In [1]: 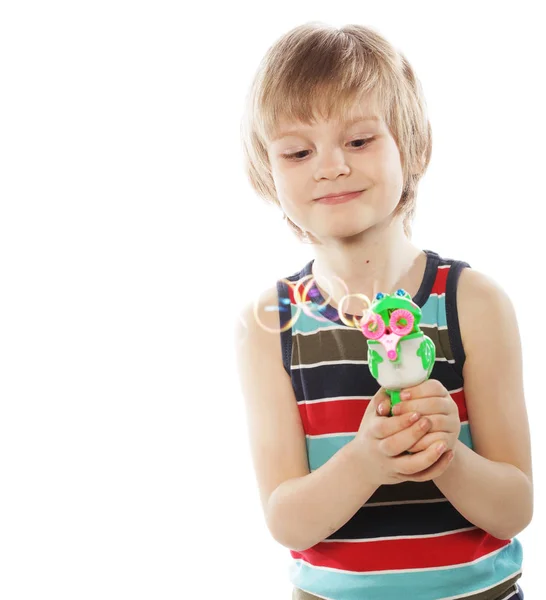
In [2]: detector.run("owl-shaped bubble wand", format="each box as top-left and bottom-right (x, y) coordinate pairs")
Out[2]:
(360, 289), (436, 415)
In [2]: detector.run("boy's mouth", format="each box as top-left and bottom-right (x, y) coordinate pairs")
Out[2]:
(314, 190), (364, 204)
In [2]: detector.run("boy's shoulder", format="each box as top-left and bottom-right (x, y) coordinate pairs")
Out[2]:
(457, 267), (512, 312)
(457, 267), (517, 355)
(233, 284), (283, 349)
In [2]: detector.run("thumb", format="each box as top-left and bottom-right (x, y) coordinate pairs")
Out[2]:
(374, 388), (392, 417)
(368, 388), (389, 415)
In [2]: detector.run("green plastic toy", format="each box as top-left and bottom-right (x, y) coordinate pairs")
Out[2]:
(360, 289), (436, 415)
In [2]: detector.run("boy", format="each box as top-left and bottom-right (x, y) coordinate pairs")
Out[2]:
(236, 22), (531, 599)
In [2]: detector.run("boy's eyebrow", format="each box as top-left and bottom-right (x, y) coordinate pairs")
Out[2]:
(271, 115), (380, 141)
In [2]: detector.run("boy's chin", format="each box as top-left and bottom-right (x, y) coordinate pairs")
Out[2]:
(322, 219), (380, 239)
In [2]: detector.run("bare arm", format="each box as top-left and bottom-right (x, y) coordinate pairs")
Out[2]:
(234, 286), (452, 551)
(433, 269), (533, 539)
(234, 287), (379, 551)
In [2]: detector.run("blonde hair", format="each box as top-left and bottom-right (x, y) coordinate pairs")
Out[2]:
(240, 22), (432, 242)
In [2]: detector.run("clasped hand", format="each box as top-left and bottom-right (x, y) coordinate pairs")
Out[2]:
(354, 379), (461, 485)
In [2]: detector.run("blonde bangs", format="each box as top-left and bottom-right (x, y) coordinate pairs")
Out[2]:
(255, 39), (394, 144)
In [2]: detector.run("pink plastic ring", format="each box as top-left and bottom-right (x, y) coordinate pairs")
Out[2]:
(361, 313), (386, 340)
(389, 309), (414, 336)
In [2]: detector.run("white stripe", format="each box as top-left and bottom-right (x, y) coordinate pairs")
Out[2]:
(436, 569), (522, 600)
(435, 356), (455, 363)
(294, 323), (450, 335)
(307, 431), (355, 439)
(300, 396), (372, 404)
(324, 526), (477, 543)
(292, 541), (516, 576)
(292, 355), (455, 368)
(294, 323), (352, 335)
(300, 388), (463, 404)
(306, 420), (469, 439)
(291, 586), (334, 600)
(292, 359), (367, 369)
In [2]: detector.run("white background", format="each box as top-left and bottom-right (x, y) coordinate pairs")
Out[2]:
(0, 1), (543, 598)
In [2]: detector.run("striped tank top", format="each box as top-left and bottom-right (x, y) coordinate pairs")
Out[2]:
(276, 250), (524, 600)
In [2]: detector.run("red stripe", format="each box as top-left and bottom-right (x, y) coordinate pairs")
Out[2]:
(451, 388), (468, 422)
(287, 278), (313, 305)
(291, 529), (510, 572)
(300, 389), (468, 436)
(288, 265), (450, 302)
(287, 282), (298, 304)
(299, 398), (369, 435)
(431, 265), (449, 295)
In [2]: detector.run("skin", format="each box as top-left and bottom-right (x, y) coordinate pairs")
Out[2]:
(235, 293), (456, 551)
(266, 97), (425, 317)
(377, 269), (533, 539)
(240, 98), (533, 543)
(267, 105), (405, 245)
(269, 101), (533, 533)
(265, 97), (451, 478)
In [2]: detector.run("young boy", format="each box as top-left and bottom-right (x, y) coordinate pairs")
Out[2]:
(236, 22), (532, 600)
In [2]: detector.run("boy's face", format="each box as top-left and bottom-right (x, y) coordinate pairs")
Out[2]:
(266, 102), (405, 240)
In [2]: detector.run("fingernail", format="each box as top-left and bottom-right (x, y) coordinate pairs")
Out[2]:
(436, 443), (447, 454)
(392, 405), (401, 415)
(401, 391), (411, 400)
(410, 412), (420, 423)
(420, 418), (430, 430)
(377, 404), (384, 416)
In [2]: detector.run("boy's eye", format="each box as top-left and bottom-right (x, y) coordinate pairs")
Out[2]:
(349, 138), (371, 148)
(282, 138), (373, 161)
(285, 150), (310, 160)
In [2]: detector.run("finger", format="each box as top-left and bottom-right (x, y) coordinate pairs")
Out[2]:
(373, 411), (423, 439)
(378, 417), (432, 456)
(406, 431), (446, 454)
(392, 397), (451, 417)
(394, 440), (449, 475)
(376, 397), (392, 417)
(366, 389), (388, 418)
(370, 388), (389, 410)
(405, 414), (454, 434)
(404, 450), (455, 482)
(401, 379), (448, 401)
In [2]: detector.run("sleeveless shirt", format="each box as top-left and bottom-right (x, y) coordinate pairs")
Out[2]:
(276, 250), (524, 600)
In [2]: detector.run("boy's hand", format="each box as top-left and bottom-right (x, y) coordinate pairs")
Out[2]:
(353, 388), (455, 485)
(390, 379), (461, 454)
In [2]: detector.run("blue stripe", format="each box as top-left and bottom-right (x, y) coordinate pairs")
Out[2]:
(459, 421), (474, 449)
(308, 423), (473, 471)
(421, 294), (447, 328)
(291, 294), (447, 335)
(290, 539), (523, 600)
(292, 304), (345, 334)
(307, 434), (354, 471)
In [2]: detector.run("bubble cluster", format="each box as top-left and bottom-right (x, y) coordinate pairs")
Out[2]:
(251, 274), (373, 335)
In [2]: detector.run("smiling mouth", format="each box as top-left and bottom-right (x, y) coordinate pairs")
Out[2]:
(315, 190), (364, 204)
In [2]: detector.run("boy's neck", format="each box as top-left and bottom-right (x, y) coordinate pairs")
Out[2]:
(310, 217), (425, 317)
